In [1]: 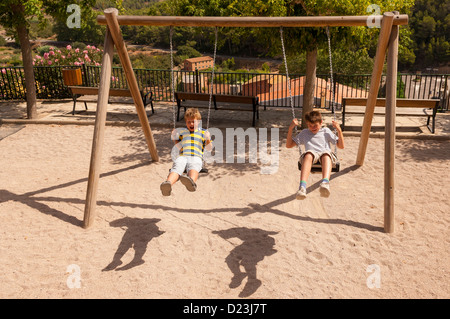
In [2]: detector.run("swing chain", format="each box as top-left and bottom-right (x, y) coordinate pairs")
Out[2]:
(206, 27), (218, 130)
(280, 27), (296, 125)
(326, 26), (338, 155)
(326, 26), (336, 118)
(169, 26), (176, 130)
(280, 26), (302, 159)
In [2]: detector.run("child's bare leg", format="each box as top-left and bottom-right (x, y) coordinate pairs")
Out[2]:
(188, 169), (199, 183)
(166, 172), (180, 185)
(319, 154), (332, 197)
(296, 153), (313, 199)
(300, 153), (314, 182)
(320, 154), (332, 180)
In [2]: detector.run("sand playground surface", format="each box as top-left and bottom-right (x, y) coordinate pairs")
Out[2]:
(0, 102), (449, 299)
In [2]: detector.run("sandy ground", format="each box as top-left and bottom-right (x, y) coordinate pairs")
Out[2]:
(0, 122), (448, 299)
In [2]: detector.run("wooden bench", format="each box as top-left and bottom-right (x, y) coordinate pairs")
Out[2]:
(174, 92), (260, 127)
(68, 86), (154, 115)
(342, 98), (439, 133)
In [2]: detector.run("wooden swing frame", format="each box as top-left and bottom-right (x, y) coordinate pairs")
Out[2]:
(83, 8), (407, 233)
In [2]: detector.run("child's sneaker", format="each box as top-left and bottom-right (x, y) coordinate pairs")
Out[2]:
(296, 186), (307, 200)
(160, 181), (172, 196)
(319, 181), (330, 197)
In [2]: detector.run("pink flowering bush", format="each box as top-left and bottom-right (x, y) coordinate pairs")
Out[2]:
(31, 44), (104, 98)
(33, 45), (103, 67)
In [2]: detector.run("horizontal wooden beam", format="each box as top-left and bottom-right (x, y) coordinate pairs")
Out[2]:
(97, 14), (408, 27)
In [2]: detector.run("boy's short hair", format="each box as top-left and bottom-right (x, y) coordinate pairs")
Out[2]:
(185, 108), (202, 120)
(304, 110), (322, 123)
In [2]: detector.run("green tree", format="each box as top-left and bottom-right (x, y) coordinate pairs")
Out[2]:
(53, 6), (105, 44)
(410, 0), (449, 67)
(0, 0), (96, 118)
(175, 44), (202, 59)
(167, 0), (414, 127)
(280, 0), (414, 127)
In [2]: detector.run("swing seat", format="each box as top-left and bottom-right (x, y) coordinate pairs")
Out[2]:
(168, 167), (208, 174)
(298, 160), (340, 173)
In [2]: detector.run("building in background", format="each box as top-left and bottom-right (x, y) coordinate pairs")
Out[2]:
(184, 56), (214, 71)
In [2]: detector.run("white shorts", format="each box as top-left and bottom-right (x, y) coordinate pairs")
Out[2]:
(170, 156), (203, 175)
(300, 150), (337, 165)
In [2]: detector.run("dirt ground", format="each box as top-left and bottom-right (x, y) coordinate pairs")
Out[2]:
(0, 123), (448, 299)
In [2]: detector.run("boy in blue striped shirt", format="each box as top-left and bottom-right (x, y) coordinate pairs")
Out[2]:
(160, 108), (212, 196)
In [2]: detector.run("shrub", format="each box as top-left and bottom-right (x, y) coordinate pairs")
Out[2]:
(0, 36), (7, 47)
(37, 45), (52, 56)
(71, 42), (87, 50)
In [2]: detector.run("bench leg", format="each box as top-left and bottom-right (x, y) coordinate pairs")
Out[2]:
(432, 115), (436, 134)
(72, 94), (82, 115)
(148, 92), (155, 114)
(427, 114), (436, 133)
(341, 106), (346, 131)
(177, 106), (186, 122)
(150, 101), (154, 114)
(142, 95), (155, 114)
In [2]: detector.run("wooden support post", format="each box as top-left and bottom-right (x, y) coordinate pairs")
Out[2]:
(384, 19), (399, 233)
(83, 27), (114, 228)
(356, 12), (394, 166)
(104, 8), (159, 162)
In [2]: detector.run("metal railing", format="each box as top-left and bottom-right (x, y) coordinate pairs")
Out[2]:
(1, 65), (449, 112)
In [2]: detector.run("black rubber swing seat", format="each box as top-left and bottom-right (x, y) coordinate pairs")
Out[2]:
(298, 160), (340, 173)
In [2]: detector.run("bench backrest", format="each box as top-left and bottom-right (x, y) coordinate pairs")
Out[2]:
(175, 92), (211, 102)
(175, 92), (258, 105)
(214, 94), (257, 105)
(343, 97), (439, 108)
(68, 86), (133, 97)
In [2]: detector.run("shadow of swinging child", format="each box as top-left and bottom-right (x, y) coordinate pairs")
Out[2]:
(213, 227), (278, 298)
(103, 217), (164, 271)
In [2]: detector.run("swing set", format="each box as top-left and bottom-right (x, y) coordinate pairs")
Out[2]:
(83, 8), (408, 234)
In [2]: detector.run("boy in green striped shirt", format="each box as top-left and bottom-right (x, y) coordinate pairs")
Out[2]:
(160, 108), (212, 196)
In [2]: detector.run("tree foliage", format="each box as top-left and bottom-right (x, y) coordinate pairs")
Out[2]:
(0, 0), (97, 118)
(279, 48), (374, 75)
(410, 0), (449, 67)
(117, 0), (419, 69)
(52, 5), (105, 44)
